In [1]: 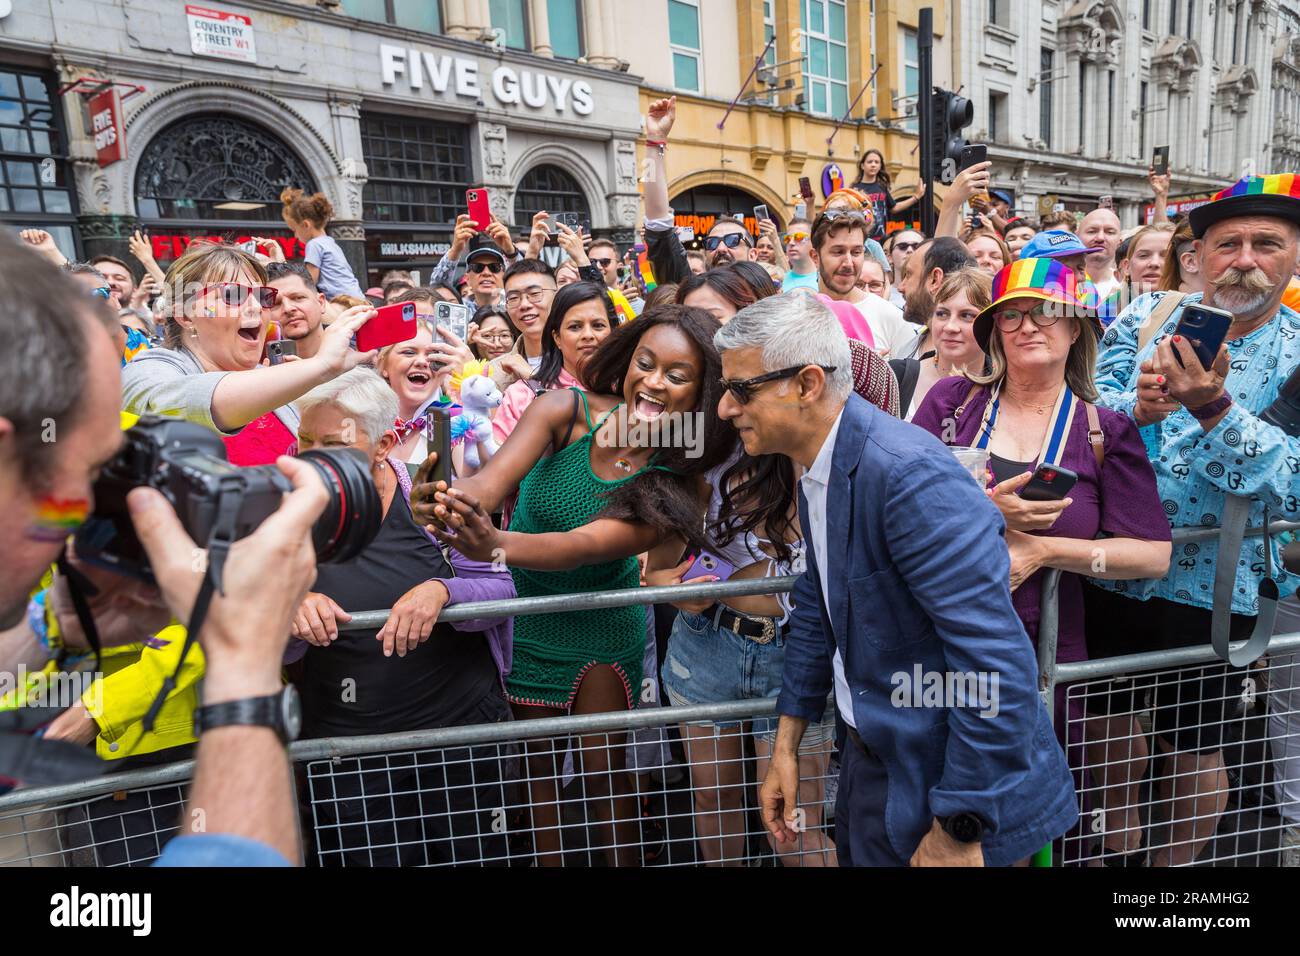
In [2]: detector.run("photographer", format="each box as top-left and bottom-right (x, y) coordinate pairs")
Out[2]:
(1091, 174), (1300, 866)
(0, 234), (312, 866)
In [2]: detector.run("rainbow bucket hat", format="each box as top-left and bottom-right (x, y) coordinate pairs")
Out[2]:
(1189, 173), (1300, 238)
(974, 257), (1096, 352)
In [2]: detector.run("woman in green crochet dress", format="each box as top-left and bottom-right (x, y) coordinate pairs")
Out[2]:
(416, 305), (736, 866)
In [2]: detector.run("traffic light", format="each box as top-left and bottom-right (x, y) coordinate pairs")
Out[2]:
(931, 89), (973, 184)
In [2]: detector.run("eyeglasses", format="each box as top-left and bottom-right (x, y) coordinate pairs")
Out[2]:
(478, 331), (514, 343)
(992, 303), (1064, 333)
(92, 286), (112, 299)
(892, 241), (921, 253)
(467, 261), (504, 274)
(188, 282), (279, 309)
(591, 258), (615, 268)
(783, 231), (809, 244)
(814, 210), (869, 229)
(704, 232), (752, 251)
(719, 365), (836, 405)
(504, 286), (554, 308)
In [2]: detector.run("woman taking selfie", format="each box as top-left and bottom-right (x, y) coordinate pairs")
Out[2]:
(415, 306), (736, 867)
(493, 282), (618, 444)
(850, 148), (925, 242)
(121, 242), (377, 465)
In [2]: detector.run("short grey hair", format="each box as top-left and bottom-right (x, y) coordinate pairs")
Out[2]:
(295, 368), (398, 446)
(714, 290), (853, 402)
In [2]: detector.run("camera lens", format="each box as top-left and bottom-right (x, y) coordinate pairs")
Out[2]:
(296, 448), (382, 564)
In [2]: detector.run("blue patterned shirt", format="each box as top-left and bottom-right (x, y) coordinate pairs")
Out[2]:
(1094, 290), (1300, 614)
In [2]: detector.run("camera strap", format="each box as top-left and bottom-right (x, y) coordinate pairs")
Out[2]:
(55, 552), (103, 673)
(1212, 498), (1279, 666)
(141, 477), (245, 734)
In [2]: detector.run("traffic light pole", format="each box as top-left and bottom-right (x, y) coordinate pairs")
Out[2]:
(917, 7), (936, 235)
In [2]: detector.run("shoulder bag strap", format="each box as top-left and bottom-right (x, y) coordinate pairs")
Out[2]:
(1083, 402), (1105, 470)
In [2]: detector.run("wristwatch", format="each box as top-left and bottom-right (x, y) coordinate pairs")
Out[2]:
(194, 686), (301, 745)
(938, 812), (984, 844)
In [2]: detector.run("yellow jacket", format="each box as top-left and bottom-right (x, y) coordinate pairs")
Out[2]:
(81, 625), (203, 760)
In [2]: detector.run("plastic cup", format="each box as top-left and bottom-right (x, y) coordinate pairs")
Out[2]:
(950, 445), (990, 484)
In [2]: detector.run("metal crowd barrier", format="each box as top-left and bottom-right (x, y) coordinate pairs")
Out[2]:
(1, 522), (1298, 867)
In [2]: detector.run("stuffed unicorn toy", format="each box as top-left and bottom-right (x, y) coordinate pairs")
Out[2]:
(449, 360), (503, 472)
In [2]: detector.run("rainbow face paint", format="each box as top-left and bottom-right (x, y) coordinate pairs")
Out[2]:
(26, 496), (90, 542)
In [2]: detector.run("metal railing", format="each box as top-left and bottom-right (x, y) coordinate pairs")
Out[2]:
(2, 519), (1298, 867)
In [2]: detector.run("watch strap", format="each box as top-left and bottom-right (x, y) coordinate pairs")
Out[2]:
(1189, 391), (1232, 420)
(194, 691), (289, 744)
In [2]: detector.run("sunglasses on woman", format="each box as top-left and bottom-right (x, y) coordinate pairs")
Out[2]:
(783, 231), (810, 244)
(992, 302), (1065, 333)
(467, 261), (504, 274)
(719, 364), (836, 405)
(189, 282), (279, 309)
(704, 233), (752, 251)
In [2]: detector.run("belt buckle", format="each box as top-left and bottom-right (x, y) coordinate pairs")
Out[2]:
(754, 616), (776, 644)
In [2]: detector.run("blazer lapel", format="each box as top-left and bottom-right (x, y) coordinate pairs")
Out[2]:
(825, 396), (872, 644)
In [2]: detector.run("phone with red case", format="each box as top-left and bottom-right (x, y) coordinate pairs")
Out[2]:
(466, 187), (491, 232)
(355, 301), (417, 353)
(681, 551), (736, 583)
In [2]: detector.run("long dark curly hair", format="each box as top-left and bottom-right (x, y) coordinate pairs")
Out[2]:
(579, 305), (737, 551)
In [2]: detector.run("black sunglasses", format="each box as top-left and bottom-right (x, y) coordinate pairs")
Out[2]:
(467, 260), (503, 274)
(591, 257), (615, 268)
(704, 232), (752, 251)
(720, 365), (837, 405)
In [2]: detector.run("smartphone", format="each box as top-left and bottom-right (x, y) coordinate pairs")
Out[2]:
(555, 212), (581, 230)
(355, 301), (417, 353)
(266, 340), (297, 365)
(958, 144), (987, 172)
(466, 187), (491, 231)
(794, 202), (808, 220)
(681, 551), (736, 583)
(799, 176), (814, 202)
(1171, 303), (1233, 370)
(1019, 463), (1079, 502)
(434, 300), (469, 341)
(1099, 195), (1115, 210)
(427, 405), (453, 486)
(754, 204), (771, 222)
(676, 225), (696, 245)
(1152, 145), (1170, 176)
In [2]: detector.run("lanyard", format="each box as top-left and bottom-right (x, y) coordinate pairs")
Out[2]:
(974, 381), (1077, 467)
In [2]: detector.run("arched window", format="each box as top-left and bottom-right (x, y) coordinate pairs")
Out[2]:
(513, 163), (589, 227)
(135, 114), (316, 222)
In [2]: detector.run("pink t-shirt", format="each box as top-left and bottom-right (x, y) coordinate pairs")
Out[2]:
(815, 294), (876, 350)
(492, 367), (583, 445)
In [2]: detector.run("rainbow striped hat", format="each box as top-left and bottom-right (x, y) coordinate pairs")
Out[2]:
(974, 257), (1095, 352)
(1189, 173), (1300, 238)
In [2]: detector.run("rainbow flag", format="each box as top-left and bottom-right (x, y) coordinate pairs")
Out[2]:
(636, 246), (656, 292)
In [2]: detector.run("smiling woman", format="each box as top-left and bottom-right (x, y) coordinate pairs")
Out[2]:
(121, 241), (380, 465)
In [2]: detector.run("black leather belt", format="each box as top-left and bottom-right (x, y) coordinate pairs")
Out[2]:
(705, 603), (786, 644)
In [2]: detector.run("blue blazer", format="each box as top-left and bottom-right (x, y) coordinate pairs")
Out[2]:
(777, 393), (1078, 866)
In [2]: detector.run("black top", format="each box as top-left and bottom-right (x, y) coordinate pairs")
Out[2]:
(851, 180), (893, 241)
(989, 453), (1035, 487)
(299, 488), (499, 738)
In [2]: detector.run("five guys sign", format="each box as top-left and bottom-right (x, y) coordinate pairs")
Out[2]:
(88, 88), (125, 167)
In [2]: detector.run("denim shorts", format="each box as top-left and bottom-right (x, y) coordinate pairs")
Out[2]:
(661, 608), (834, 747)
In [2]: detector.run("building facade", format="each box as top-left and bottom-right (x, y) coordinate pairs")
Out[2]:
(0, 0), (644, 284)
(957, 0), (1290, 225)
(610, 0), (955, 235)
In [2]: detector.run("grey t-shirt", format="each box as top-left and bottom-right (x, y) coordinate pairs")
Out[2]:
(121, 346), (300, 437)
(305, 235), (364, 299)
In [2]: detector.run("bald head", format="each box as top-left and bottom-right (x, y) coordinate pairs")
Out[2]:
(1078, 209), (1122, 260)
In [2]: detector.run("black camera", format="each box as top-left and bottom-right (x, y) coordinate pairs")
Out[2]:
(74, 417), (380, 582)
(1261, 363), (1300, 438)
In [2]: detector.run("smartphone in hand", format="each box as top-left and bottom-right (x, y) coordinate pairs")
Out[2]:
(434, 301), (469, 341)
(356, 301), (417, 353)
(681, 551), (736, 582)
(466, 187), (491, 231)
(753, 204), (771, 222)
(1171, 303), (1233, 370)
(1019, 464), (1079, 502)
(1152, 145), (1170, 176)
(266, 340), (297, 365)
(799, 176), (814, 202)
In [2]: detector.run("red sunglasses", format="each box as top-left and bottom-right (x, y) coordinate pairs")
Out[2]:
(189, 282), (280, 309)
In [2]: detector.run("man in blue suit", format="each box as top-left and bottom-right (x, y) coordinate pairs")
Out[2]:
(715, 292), (1077, 867)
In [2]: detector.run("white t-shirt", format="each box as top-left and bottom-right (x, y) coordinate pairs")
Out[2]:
(850, 293), (921, 359)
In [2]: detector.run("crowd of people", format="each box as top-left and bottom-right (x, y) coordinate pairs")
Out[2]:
(2, 92), (1299, 870)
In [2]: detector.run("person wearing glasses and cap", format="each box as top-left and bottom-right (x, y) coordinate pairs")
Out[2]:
(711, 292), (1077, 866)
(462, 234), (509, 310)
(122, 242), (378, 465)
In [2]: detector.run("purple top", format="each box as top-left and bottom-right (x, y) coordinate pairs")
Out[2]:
(912, 377), (1170, 662)
(284, 460), (514, 687)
